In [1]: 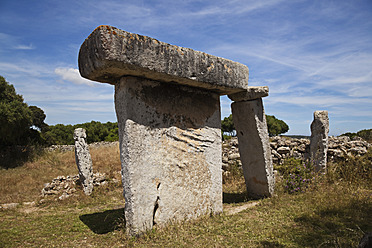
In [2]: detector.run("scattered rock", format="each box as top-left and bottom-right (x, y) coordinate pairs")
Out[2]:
(0, 203), (19, 210)
(41, 173), (108, 200)
(277, 147), (290, 154)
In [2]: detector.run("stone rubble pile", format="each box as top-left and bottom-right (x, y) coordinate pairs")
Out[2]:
(41, 173), (107, 200)
(222, 136), (371, 169)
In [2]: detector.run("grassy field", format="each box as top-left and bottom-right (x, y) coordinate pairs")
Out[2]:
(0, 144), (371, 247)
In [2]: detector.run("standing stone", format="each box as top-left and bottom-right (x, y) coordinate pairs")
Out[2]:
(310, 111), (329, 172)
(73, 128), (94, 195)
(79, 25), (252, 236)
(115, 76), (222, 235)
(230, 96), (275, 197)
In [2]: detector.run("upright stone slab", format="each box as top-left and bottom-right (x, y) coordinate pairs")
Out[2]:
(73, 128), (94, 195)
(229, 87), (274, 197)
(78, 25), (249, 236)
(115, 76), (222, 235)
(310, 111), (329, 172)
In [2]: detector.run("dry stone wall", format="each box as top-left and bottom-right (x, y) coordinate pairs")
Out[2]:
(223, 136), (371, 169)
(45, 141), (119, 152)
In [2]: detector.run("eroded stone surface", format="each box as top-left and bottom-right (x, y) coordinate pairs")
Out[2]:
(228, 86), (269, 101)
(310, 111), (329, 172)
(115, 77), (222, 236)
(73, 128), (94, 195)
(231, 99), (274, 197)
(79, 25), (249, 95)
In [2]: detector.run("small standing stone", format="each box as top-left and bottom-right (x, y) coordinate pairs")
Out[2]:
(310, 111), (329, 172)
(73, 128), (94, 195)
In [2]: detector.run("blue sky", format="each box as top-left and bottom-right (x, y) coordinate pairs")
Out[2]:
(1, 0), (371, 136)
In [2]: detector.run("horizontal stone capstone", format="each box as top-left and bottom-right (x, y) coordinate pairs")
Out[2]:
(228, 86), (269, 101)
(78, 25), (249, 95)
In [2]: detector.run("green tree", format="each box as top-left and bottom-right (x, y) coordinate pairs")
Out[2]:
(104, 122), (119, 141)
(0, 76), (31, 146)
(41, 124), (75, 145)
(266, 115), (289, 136)
(341, 129), (372, 143)
(357, 129), (372, 142)
(221, 114), (235, 136)
(29, 105), (47, 131)
(0, 76), (48, 146)
(41, 121), (119, 145)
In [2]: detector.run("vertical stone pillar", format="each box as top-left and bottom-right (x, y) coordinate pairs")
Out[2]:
(228, 87), (274, 197)
(310, 111), (329, 172)
(115, 77), (222, 235)
(73, 128), (94, 195)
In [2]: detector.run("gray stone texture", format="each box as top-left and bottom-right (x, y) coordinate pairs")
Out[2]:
(310, 111), (329, 172)
(73, 128), (94, 195)
(231, 99), (275, 197)
(228, 86), (269, 101)
(115, 76), (222, 236)
(78, 25), (249, 95)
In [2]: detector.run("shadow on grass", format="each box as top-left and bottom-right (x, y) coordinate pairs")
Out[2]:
(260, 241), (286, 247)
(79, 208), (125, 234)
(291, 200), (372, 247)
(223, 192), (249, 204)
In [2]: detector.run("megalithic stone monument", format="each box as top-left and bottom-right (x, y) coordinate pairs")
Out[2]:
(78, 25), (273, 235)
(310, 111), (329, 172)
(73, 128), (94, 195)
(228, 87), (275, 197)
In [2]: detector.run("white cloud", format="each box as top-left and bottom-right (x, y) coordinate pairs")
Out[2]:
(54, 67), (95, 87)
(0, 33), (35, 51)
(13, 44), (35, 50)
(0, 61), (53, 78)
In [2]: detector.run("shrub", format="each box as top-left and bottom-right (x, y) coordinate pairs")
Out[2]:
(275, 158), (315, 194)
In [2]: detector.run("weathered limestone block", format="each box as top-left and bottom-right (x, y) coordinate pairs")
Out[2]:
(115, 76), (222, 235)
(78, 25), (249, 94)
(231, 98), (275, 197)
(310, 111), (329, 172)
(73, 128), (94, 195)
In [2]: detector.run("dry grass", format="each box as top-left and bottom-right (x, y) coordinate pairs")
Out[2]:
(0, 144), (121, 204)
(0, 145), (371, 247)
